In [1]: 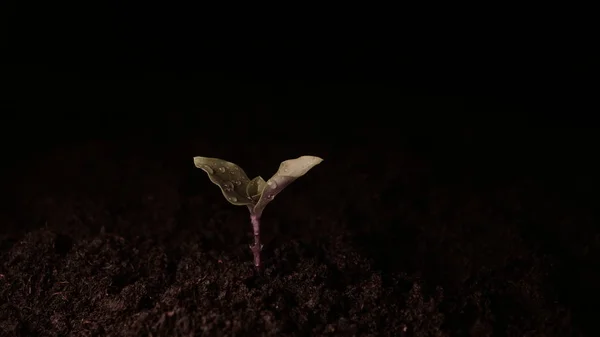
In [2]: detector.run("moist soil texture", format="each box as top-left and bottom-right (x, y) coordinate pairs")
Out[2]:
(1, 127), (598, 337)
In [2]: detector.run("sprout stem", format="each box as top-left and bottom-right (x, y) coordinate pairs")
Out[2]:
(250, 213), (262, 270)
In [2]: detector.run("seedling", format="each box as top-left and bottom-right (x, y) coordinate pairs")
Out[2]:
(193, 155), (323, 270)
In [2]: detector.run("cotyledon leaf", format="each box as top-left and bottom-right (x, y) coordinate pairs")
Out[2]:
(193, 156), (254, 206)
(252, 155), (323, 217)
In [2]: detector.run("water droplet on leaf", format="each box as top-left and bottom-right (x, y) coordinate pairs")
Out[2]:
(228, 196), (238, 202)
(233, 180), (242, 186)
(267, 179), (277, 188)
(218, 167), (226, 173)
(266, 194), (274, 200)
(223, 182), (234, 191)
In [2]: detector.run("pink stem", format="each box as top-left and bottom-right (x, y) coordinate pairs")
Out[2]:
(250, 213), (262, 270)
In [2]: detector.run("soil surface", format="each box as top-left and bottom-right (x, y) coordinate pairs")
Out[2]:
(1, 121), (598, 336)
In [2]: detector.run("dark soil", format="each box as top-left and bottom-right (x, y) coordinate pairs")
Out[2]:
(1, 118), (598, 336)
